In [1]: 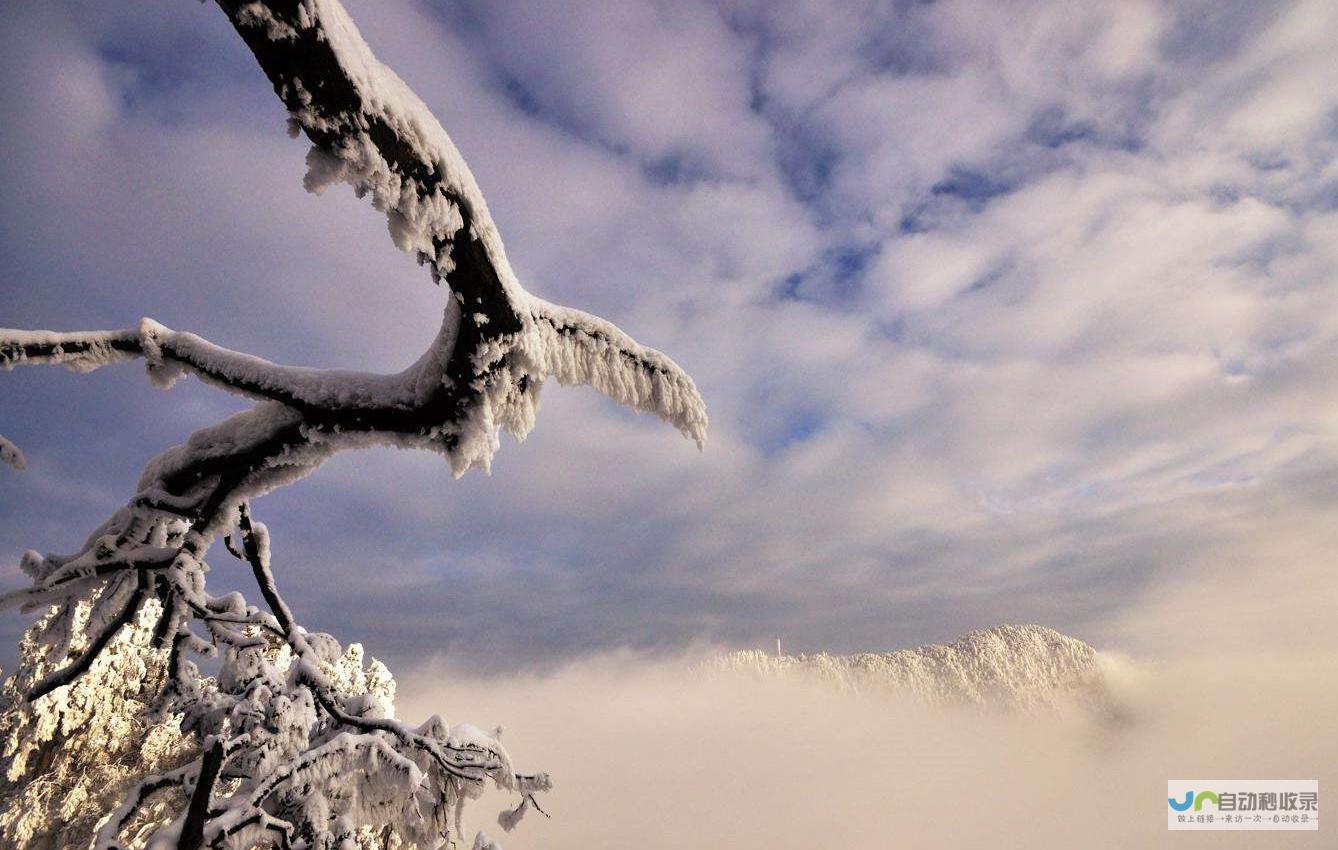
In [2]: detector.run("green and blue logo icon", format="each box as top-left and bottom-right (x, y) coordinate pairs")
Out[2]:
(1168, 790), (1219, 812)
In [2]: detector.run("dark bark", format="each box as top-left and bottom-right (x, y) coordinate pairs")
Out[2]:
(178, 739), (225, 850)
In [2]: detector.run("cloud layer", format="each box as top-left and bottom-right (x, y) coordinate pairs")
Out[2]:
(3, 0), (1338, 671)
(394, 643), (1338, 848)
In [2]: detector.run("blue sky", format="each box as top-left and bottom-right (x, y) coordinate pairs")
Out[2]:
(3, 0), (1338, 673)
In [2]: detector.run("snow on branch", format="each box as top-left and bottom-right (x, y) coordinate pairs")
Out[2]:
(215, 0), (707, 470)
(0, 327), (142, 373)
(0, 434), (23, 470)
(1, 0), (707, 847)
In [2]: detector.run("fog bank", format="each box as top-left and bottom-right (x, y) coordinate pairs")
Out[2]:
(399, 645), (1335, 848)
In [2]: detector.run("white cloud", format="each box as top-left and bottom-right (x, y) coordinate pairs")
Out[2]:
(3, 0), (1338, 670)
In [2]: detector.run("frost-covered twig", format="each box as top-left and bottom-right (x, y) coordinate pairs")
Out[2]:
(91, 761), (200, 849)
(231, 505), (523, 786)
(0, 328), (141, 372)
(26, 571), (149, 701)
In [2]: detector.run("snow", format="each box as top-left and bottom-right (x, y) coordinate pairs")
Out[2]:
(0, 434), (24, 470)
(473, 832), (503, 850)
(235, 2), (298, 41)
(138, 316), (450, 409)
(703, 624), (1110, 712)
(523, 300), (709, 448)
(0, 599), (190, 850)
(0, 328), (140, 373)
(300, 0), (518, 288)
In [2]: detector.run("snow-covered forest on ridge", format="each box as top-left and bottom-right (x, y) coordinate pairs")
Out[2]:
(3, 0), (1337, 847)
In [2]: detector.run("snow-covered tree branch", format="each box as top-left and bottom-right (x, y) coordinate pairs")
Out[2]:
(0, 1), (706, 847)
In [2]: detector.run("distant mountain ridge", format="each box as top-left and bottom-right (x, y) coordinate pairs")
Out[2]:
(702, 624), (1109, 711)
